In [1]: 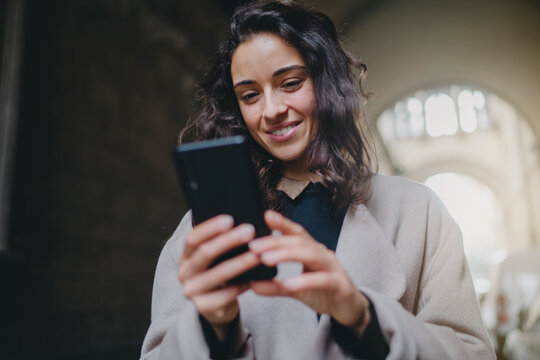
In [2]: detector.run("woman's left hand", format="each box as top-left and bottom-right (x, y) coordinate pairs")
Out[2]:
(249, 210), (371, 334)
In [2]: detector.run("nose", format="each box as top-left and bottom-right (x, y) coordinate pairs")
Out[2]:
(262, 91), (287, 121)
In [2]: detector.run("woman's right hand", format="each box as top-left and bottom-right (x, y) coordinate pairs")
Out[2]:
(177, 214), (259, 339)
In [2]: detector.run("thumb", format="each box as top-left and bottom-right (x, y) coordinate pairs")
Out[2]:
(264, 210), (307, 236)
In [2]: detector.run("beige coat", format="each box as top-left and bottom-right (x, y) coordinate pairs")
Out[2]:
(141, 175), (495, 359)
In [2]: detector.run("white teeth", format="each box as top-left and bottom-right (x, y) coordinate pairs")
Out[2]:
(271, 125), (295, 136)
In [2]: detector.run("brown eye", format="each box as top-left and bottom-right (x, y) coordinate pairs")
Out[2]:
(282, 79), (303, 91)
(240, 91), (259, 103)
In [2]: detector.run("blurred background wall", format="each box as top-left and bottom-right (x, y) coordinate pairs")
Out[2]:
(0, 0), (539, 359)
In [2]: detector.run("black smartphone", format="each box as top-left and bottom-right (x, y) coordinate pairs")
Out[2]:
(173, 135), (277, 283)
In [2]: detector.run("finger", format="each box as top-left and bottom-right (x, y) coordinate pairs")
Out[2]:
(279, 272), (345, 296)
(179, 224), (255, 281)
(248, 235), (302, 254)
(258, 242), (335, 271)
(250, 280), (291, 297)
(264, 210), (308, 236)
(183, 215), (234, 259)
(183, 251), (260, 298)
(194, 283), (249, 316)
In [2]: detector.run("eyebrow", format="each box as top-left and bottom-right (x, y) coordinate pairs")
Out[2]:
(233, 65), (308, 88)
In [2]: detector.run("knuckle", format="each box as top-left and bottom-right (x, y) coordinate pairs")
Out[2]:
(178, 269), (185, 283)
(319, 245), (331, 257)
(320, 244), (330, 254)
(292, 223), (305, 233)
(198, 243), (213, 259)
(178, 264), (190, 283)
(185, 232), (197, 247)
(183, 283), (196, 299)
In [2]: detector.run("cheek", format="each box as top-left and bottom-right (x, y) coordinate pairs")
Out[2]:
(239, 105), (260, 134)
(292, 86), (317, 136)
(292, 86), (316, 115)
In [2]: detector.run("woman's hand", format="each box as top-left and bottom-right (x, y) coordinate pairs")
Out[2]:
(249, 210), (371, 335)
(178, 215), (260, 339)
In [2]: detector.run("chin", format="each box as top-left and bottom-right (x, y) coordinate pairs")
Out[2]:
(262, 141), (309, 164)
(273, 150), (305, 163)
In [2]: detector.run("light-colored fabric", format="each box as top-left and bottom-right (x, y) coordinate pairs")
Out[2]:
(140, 174), (495, 359)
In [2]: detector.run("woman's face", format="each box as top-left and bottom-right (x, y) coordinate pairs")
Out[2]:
(230, 32), (317, 177)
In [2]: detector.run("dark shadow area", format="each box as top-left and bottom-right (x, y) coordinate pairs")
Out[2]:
(1, 0), (240, 358)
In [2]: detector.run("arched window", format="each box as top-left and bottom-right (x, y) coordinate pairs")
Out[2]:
(377, 86), (492, 142)
(376, 85), (539, 297)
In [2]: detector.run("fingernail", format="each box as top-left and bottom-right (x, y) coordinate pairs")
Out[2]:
(261, 251), (278, 263)
(218, 215), (234, 228)
(238, 224), (255, 239)
(248, 239), (263, 251)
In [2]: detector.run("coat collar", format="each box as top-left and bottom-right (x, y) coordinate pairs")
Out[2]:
(277, 177), (406, 300)
(336, 203), (406, 301)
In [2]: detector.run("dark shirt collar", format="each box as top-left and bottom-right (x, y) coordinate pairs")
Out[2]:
(277, 177), (314, 200)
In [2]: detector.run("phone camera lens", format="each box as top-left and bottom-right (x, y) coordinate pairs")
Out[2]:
(188, 180), (198, 191)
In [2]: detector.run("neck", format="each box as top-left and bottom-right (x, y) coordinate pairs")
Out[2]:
(281, 159), (319, 181)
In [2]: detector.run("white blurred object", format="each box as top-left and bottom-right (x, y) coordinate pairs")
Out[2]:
(503, 291), (540, 360)
(525, 292), (540, 331)
(481, 248), (540, 353)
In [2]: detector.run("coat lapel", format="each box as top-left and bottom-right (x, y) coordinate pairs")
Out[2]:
(336, 203), (406, 300)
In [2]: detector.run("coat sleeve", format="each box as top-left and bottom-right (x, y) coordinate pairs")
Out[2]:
(361, 205), (496, 359)
(140, 212), (254, 360)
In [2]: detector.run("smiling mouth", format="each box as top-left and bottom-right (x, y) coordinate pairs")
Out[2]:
(265, 121), (302, 142)
(267, 121), (302, 135)
(270, 124), (296, 136)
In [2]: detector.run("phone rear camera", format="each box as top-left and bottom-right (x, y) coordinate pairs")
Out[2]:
(188, 180), (199, 191)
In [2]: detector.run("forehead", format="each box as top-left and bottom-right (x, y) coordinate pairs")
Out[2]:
(230, 33), (305, 82)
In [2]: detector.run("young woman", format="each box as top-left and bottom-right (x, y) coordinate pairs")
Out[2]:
(141, 1), (495, 359)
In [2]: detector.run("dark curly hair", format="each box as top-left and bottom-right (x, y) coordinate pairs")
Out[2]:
(180, 0), (376, 211)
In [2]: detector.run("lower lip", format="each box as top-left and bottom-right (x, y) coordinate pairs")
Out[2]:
(267, 122), (302, 142)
